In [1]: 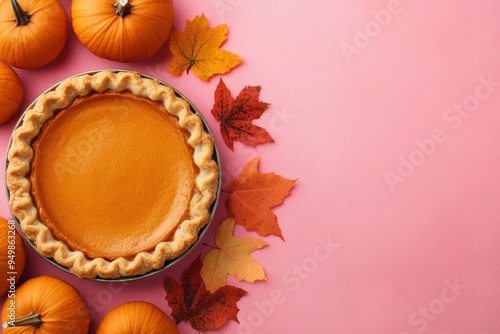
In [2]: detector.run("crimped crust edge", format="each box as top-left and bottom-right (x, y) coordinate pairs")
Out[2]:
(6, 70), (219, 279)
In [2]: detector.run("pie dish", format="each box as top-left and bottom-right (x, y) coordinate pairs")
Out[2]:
(6, 70), (219, 279)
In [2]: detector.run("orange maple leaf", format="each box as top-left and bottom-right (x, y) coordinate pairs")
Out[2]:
(226, 157), (297, 239)
(201, 218), (268, 293)
(167, 14), (243, 81)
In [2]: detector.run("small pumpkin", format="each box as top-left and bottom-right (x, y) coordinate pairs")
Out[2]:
(0, 216), (25, 297)
(1, 276), (90, 334)
(0, 0), (68, 69)
(71, 0), (174, 62)
(97, 301), (179, 334)
(0, 61), (24, 123)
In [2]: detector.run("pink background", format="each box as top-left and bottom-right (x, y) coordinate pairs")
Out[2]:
(1, 0), (500, 333)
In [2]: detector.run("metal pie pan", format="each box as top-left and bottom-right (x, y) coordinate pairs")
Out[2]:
(4, 69), (221, 282)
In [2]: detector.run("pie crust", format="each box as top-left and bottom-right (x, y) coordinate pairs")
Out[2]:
(6, 70), (219, 279)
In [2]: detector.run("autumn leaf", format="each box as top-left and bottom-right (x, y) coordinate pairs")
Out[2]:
(226, 157), (297, 239)
(211, 78), (274, 150)
(168, 14), (242, 81)
(163, 256), (247, 332)
(201, 218), (268, 293)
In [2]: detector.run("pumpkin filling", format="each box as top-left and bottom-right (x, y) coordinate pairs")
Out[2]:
(30, 92), (196, 260)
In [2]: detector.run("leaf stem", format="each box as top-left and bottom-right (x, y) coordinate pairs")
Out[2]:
(186, 60), (195, 74)
(202, 243), (217, 249)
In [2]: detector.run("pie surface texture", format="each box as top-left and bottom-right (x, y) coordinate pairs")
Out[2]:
(6, 71), (219, 279)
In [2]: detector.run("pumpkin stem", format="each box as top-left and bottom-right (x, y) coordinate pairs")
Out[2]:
(10, 0), (31, 26)
(2, 311), (42, 328)
(113, 0), (132, 18)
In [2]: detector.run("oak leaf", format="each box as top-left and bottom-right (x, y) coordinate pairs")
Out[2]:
(201, 218), (268, 292)
(211, 78), (274, 150)
(226, 157), (297, 239)
(163, 256), (247, 332)
(168, 14), (242, 81)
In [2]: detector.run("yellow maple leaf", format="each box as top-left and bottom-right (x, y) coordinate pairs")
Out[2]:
(201, 218), (268, 293)
(167, 14), (243, 81)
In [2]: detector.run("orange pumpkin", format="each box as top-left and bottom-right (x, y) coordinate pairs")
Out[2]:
(71, 0), (174, 62)
(1, 276), (90, 334)
(0, 0), (68, 69)
(0, 216), (25, 297)
(0, 61), (24, 123)
(97, 301), (179, 334)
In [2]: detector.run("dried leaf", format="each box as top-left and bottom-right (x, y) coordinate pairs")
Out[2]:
(168, 14), (242, 81)
(211, 78), (274, 150)
(163, 256), (247, 332)
(201, 218), (268, 292)
(226, 157), (297, 239)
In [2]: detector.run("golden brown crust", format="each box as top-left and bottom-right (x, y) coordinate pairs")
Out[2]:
(6, 70), (219, 279)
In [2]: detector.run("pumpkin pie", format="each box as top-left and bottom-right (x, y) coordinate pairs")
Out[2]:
(6, 70), (219, 279)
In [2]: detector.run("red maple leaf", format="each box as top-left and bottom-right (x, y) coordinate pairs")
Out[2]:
(211, 78), (274, 150)
(163, 256), (247, 332)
